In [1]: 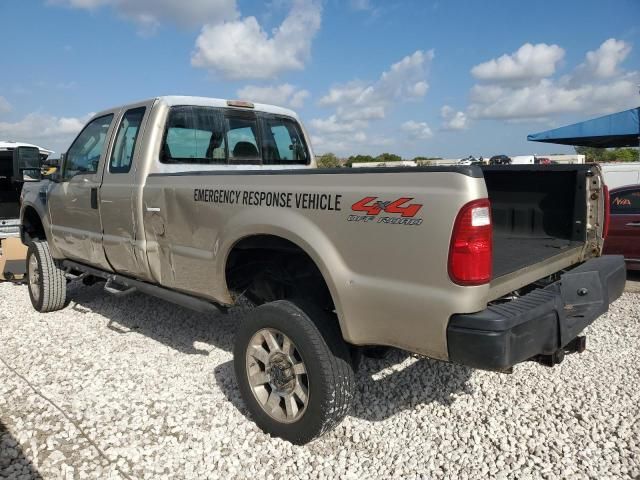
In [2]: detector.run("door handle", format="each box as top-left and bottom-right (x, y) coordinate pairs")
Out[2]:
(625, 222), (640, 227)
(90, 188), (98, 209)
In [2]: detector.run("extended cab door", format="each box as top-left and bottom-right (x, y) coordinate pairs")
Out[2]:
(99, 102), (152, 277)
(48, 113), (117, 269)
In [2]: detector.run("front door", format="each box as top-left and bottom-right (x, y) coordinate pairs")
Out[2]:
(48, 113), (116, 269)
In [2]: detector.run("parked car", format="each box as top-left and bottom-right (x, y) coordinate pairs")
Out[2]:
(457, 155), (478, 165)
(489, 155), (511, 165)
(20, 96), (624, 444)
(603, 184), (640, 270)
(535, 157), (551, 165)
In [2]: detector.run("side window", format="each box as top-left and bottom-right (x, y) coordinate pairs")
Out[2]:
(64, 114), (114, 180)
(226, 115), (260, 162)
(610, 188), (640, 215)
(263, 117), (309, 164)
(162, 106), (226, 164)
(110, 107), (145, 173)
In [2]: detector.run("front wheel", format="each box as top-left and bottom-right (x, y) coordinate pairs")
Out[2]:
(234, 299), (355, 444)
(27, 241), (67, 313)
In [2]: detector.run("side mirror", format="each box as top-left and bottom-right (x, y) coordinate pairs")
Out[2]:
(13, 146), (42, 182)
(20, 168), (42, 182)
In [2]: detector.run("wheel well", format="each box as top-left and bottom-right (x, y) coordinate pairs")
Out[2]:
(21, 207), (46, 243)
(225, 235), (334, 311)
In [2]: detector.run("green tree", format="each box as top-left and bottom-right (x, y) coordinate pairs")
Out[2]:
(375, 153), (402, 163)
(610, 148), (639, 162)
(315, 153), (341, 168)
(575, 146), (639, 163)
(575, 146), (609, 163)
(345, 154), (374, 167)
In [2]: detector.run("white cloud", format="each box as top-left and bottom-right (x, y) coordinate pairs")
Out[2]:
(574, 38), (632, 80)
(440, 105), (468, 130)
(0, 97), (12, 114)
(0, 112), (92, 153)
(310, 50), (434, 153)
(192, 0), (321, 80)
(310, 115), (364, 134)
(401, 120), (433, 140)
(237, 84), (310, 108)
(471, 43), (564, 84)
(311, 50), (433, 152)
(408, 81), (429, 97)
(48, 0), (238, 33)
(468, 39), (639, 121)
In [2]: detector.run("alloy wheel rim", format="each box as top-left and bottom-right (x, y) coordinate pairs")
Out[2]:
(246, 328), (309, 423)
(28, 254), (40, 302)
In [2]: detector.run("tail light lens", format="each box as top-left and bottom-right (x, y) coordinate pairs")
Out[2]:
(448, 198), (493, 286)
(602, 185), (610, 240)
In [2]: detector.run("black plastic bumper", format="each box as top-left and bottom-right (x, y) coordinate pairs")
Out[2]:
(447, 255), (626, 371)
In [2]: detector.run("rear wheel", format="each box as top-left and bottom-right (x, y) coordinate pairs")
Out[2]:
(27, 241), (67, 312)
(234, 299), (355, 444)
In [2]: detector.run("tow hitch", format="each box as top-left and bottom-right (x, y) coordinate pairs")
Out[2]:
(532, 336), (587, 367)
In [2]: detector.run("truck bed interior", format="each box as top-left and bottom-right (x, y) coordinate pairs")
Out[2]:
(0, 151), (20, 220)
(483, 166), (588, 279)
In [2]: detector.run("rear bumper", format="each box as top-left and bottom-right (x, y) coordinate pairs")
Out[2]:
(447, 255), (626, 371)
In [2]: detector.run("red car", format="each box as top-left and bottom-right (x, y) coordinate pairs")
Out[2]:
(603, 185), (640, 270)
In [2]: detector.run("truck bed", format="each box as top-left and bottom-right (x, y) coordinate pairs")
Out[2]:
(484, 166), (590, 281)
(493, 235), (582, 278)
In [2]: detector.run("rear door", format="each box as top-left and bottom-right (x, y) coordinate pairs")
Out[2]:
(604, 186), (640, 263)
(99, 101), (152, 277)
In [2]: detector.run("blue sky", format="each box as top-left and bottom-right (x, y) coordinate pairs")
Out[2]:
(0, 0), (639, 158)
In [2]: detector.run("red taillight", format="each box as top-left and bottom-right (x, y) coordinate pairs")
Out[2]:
(448, 198), (493, 286)
(602, 185), (610, 240)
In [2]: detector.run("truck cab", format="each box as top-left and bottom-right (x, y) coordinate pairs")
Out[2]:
(0, 142), (49, 237)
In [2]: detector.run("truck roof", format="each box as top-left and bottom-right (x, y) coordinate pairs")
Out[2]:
(95, 96), (300, 120)
(0, 141), (54, 156)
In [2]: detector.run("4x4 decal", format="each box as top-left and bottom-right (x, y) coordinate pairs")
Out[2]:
(351, 197), (423, 218)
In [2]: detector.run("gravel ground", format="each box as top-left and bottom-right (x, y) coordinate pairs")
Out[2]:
(0, 281), (639, 479)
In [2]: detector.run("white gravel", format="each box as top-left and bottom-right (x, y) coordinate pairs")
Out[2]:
(0, 281), (639, 479)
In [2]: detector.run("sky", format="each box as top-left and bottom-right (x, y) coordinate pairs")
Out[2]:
(0, 0), (639, 158)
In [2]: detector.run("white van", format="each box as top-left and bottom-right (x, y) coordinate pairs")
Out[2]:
(600, 163), (640, 189)
(510, 155), (536, 165)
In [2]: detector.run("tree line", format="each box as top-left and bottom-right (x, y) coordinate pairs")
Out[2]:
(574, 146), (639, 163)
(315, 153), (442, 168)
(316, 147), (639, 168)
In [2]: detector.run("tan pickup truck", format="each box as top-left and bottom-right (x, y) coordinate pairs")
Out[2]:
(20, 96), (625, 444)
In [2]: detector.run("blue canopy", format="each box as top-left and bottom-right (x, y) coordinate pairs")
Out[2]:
(528, 107), (640, 148)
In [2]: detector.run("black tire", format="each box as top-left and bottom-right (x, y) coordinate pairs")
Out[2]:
(26, 241), (67, 313)
(234, 299), (355, 444)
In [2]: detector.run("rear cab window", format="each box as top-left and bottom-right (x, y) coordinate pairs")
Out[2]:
(110, 107), (146, 173)
(160, 105), (309, 166)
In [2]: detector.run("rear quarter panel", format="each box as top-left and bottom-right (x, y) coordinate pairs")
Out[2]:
(143, 168), (488, 360)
